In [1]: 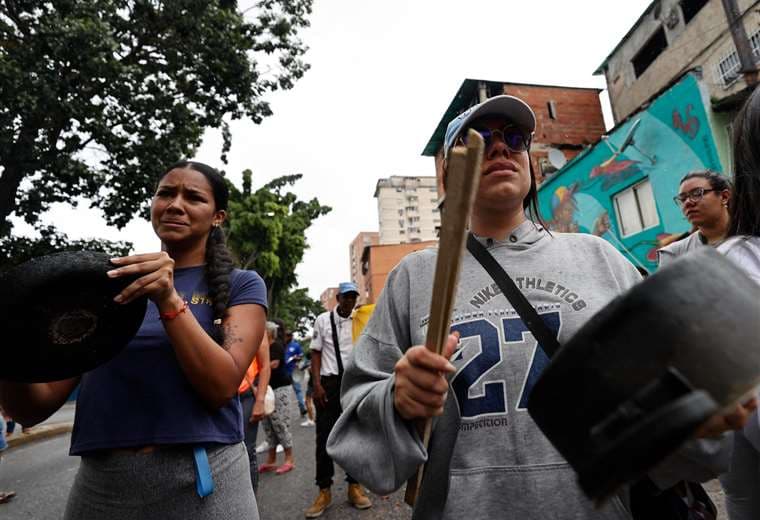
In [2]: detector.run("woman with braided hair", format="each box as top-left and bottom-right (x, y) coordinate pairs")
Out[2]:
(0, 161), (268, 519)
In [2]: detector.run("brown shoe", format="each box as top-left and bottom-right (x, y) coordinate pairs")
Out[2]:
(304, 488), (331, 518)
(347, 483), (372, 510)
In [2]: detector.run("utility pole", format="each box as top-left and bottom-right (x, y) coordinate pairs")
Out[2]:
(720, 0), (759, 86)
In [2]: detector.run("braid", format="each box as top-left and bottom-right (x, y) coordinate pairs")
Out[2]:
(204, 225), (234, 341)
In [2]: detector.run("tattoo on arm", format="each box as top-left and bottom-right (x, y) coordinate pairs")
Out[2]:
(222, 323), (244, 351)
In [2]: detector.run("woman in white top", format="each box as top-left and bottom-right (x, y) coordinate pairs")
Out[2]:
(717, 86), (760, 520)
(657, 169), (731, 266)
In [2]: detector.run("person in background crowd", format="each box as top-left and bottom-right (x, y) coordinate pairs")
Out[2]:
(658, 169), (731, 266)
(0, 408), (15, 504)
(714, 85), (760, 520)
(258, 321), (296, 476)
(305, 282), (372, 518)
(239, 332), (271, 493)
(0, 161), (268, 519)
(285, 331), (307, 419)
(300, 352), (316, 427)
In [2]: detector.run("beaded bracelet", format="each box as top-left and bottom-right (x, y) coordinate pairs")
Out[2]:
(160, 300), (189, 321)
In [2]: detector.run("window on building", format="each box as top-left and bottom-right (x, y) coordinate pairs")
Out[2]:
(547, 100), (557, 120)
(613, 179), (659, 237)
(680, 0), (708, 25)
(399, 219), (404, 227)
(716, 28), (760, 88)
(631, 27), (668, 78)
(398, 209), (403, 216)
(717, 48), (742, 87)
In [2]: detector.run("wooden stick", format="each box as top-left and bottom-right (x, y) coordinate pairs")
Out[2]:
(404, 130), (484, 506)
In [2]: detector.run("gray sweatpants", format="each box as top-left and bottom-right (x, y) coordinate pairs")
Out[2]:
(64, 442), (259, 520)
(262, 386), (294, 450)
(720, 429), (760, 520)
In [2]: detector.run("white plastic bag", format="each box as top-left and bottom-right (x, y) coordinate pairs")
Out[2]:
(264, 385), (275, 415)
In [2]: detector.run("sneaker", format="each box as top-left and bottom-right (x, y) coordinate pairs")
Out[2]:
(255, 441), (269, 454)
(347, 483), (372, 510)
(300, 418), (315, 427)
(304, 488), (331, 518)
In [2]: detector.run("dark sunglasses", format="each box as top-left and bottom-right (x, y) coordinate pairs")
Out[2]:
(673, 187), (718, 207)
(458, 125), (532, 153)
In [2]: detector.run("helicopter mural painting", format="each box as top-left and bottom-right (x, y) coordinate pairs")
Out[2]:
(537, 72), (725, 272)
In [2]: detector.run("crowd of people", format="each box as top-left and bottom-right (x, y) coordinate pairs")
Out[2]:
(0, 85), (758, 520)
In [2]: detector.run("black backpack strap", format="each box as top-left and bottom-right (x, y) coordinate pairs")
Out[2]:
(329, 311), (344, 377)
(466, 233), (561, 358)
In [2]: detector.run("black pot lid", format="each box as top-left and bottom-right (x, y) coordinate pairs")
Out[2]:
(0, 251), (148, 382)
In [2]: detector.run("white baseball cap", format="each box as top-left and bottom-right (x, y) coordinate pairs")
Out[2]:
(443, 95), (536, 156)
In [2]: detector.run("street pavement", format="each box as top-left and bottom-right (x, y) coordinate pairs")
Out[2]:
(0, 397), (412, 519)
(255, 394), (411, 519)
(0, 433), (76, 519)
(0, 397), (731, 519)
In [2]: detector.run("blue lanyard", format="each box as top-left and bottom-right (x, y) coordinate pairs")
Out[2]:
(193, 446), (214, 498)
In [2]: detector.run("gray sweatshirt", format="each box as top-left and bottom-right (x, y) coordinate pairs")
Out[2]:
(328, 220), (730, 519)
(328, 221), (645, 519)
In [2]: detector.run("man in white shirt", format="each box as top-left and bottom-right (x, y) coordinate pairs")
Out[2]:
(305, 282), (372, 518)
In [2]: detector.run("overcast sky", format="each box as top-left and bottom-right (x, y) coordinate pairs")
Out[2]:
(17, 0), (653, 300)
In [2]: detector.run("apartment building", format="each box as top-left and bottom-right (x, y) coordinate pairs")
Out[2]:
(374, 176), (440, 245)
(348, 231), (379, 303)
(595, 0), (759, 152)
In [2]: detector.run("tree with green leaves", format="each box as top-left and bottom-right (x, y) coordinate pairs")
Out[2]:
(226, 169), (330, 317)
(0, 225), (131, 270)
(276, 287), (324, 339)
(0, 0), (312, 246)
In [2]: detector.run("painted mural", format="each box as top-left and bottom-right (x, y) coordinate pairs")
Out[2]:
(537, 72), (723, 272)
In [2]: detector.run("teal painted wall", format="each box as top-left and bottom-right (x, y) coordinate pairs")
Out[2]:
(537, 73), (722, 272)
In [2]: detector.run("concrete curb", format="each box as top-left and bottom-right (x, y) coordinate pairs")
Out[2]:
(7, 424), (73, 449)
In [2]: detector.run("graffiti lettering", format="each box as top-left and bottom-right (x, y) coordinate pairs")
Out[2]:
(672, 104), (700, 139)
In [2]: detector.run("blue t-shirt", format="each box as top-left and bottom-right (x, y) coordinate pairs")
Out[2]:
(70, 266), (267, 455)
(284, 339), (303, 376)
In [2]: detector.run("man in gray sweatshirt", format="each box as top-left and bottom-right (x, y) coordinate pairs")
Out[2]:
(327, 95), (738, 519)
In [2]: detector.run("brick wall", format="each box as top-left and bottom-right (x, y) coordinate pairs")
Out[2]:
(502, 84), (606, 147)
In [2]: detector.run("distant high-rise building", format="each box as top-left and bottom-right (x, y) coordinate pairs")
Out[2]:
(349, 231), (379, 303)
(374, 176), (440, 245)
(360, 240), (438, 304)
(320, 287), (339, 312)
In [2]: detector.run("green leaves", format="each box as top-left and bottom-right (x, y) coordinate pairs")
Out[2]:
(226, 171), (330, 316)
(0, 225), (132, 270)
(0, 0), (313, 236)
